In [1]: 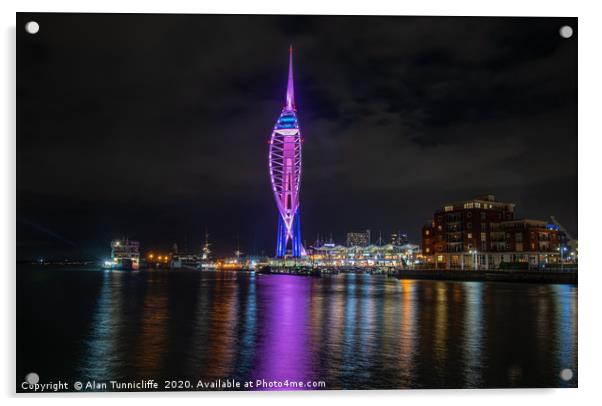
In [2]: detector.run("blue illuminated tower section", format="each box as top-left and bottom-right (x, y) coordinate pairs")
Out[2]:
(268, 46), (305, 257)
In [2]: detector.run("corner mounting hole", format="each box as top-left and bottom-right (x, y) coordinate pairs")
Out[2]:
(559, 25), (573, 39)
(25, 21), (39, 34)
(25, 372), (39, 384)
(560, 368), (573, 381)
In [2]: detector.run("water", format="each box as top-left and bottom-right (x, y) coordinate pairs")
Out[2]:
(17, 266), (577, 390)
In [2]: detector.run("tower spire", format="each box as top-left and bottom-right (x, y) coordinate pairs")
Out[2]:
(286, 45), (295, 111)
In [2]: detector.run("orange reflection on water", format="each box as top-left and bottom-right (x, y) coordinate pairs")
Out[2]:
(433, 282), (449, 369)
(398, 279), (417, 384)
(205, 273), (239, 378)
(134, 272), (169, 376)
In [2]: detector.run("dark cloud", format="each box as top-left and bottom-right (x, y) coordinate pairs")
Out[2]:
(17, 14), (577, 259)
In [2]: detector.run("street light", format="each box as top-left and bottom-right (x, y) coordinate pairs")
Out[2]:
(469, 249), (478, 271)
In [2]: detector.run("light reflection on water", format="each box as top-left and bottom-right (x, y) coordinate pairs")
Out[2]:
(463, 281), (483, 388)
(17, 267), (577, 389)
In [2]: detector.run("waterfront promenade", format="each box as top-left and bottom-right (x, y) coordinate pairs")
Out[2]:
(259, 265), (577, 284)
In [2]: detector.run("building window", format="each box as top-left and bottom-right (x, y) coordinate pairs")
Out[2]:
(437, 255), (444, 262)
(467, 222), (472, 229)
(444, 205), (454, 212)
(467, 233), (473, 239)
(481, 212), (486, 220)
(425, 230), (430, 236)
(437, 225), (442, 231)
(481, 232), (487, 242)
(464, 202), (474, 209)
(515, 232), (523, 242)
(425, 248), (430, 253)
(474, 202), (481, 208)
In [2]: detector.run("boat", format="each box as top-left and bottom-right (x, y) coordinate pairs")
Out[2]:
(102, 239), (140, 270)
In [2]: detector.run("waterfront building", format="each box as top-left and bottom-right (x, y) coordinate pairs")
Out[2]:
(346, 230), (371, 247)
(269, 46), (305, 257)
(390, 232), (409, 246)
(309, 242), (420, 268)
(421, 195), (567, 269)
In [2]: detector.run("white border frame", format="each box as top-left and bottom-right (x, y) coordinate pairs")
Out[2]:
(2, 1), (599, 404)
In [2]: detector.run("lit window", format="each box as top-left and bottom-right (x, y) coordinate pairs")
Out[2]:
(426, 248), (430, 253)
(425, 230), (430, 236)
(467, 233), (473, 239)
(444, 205), (454, 212)
(475, 202), (481, 208)
(464, 202), (474, 209)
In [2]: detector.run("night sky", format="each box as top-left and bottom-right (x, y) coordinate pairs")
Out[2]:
(17, 14), (578, 260)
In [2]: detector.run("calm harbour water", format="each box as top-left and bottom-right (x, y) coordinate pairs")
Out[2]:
(17, 266), (577, 390)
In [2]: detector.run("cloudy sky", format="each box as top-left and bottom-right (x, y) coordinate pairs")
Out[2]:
(17, 14), (577, 259)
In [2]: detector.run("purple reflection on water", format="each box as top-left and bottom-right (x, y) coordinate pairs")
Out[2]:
(252, 275), (312, 390)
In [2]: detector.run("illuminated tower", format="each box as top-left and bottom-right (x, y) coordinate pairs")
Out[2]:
(268, 46), (305, 257)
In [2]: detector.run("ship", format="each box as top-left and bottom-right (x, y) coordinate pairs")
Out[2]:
(103, 238), (140, 270)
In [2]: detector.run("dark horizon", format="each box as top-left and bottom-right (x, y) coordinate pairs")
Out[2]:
(17, 14), (578, 260)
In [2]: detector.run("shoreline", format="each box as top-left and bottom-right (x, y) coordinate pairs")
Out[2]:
(18, 264), (578, 285)
(259, 266), (578, 285)
(395, 269), (577, 284)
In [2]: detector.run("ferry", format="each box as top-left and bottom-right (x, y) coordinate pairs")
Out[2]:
(102, 239), (140, 270)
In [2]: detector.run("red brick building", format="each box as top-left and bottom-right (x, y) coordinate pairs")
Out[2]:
(421, 195), (561, 269)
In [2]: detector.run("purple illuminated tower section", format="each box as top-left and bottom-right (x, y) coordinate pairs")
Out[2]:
(269, 46), (306, 257)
